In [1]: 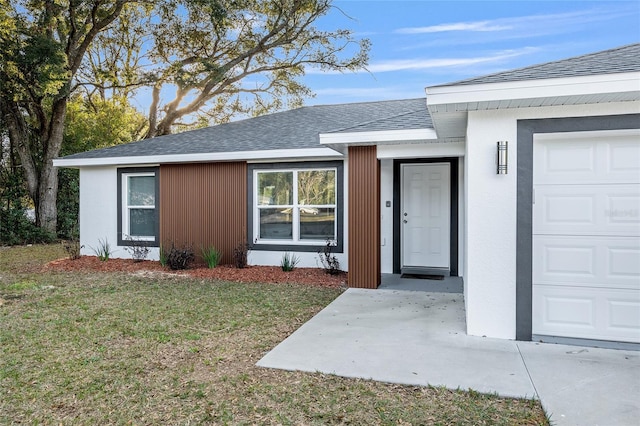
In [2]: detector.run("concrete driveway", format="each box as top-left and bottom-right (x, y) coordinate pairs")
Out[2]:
(257, 288), (640, 426)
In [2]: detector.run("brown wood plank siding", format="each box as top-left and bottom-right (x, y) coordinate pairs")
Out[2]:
(348, 146), (381, 288)
(159, 162), (247, 265)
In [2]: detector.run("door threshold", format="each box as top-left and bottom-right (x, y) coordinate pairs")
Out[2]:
(401, 267), (450, 277)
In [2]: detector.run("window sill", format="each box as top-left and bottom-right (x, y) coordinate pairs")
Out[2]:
(251, 241), (343, 253)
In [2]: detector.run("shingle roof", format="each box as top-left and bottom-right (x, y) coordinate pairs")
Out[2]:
(61, 98), (429, 160)
(439, 43), (640, 86)
(329, 108), (432, 133)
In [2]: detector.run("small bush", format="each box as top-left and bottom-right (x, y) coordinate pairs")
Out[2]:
(57, 168), (79, 240)
(90, 238), (112, 261)
(123, 235), (151, 262)
(0, 168), (56, 245)
(159, 244), (168, 267)
(166, 244), (195, 270)
(201, 245), (222, 269)
(281, 252), (300, 272)
(233, 241), (252, 269)
(318, 239), (340, 275)
(62, 239), (83, 260)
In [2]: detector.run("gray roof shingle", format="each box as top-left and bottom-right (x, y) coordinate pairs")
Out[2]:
(61, 98), (429, 160)
(438, 43), (640, 86)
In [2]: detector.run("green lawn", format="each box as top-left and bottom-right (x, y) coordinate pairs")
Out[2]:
(0, 244), (548, 425)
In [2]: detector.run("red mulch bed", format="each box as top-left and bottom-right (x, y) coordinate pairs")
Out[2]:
(44, 256), (347, 288)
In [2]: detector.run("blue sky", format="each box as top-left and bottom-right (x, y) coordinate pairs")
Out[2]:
(303, 0), (640, 105)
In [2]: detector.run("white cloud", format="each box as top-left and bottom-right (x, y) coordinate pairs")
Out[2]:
(313, 86), (416, 98)
(307, 47), (538, 75)
(396, 21), (510, 34)
(395, 8), (631, 37)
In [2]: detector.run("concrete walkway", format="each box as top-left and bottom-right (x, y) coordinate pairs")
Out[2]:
(257, 288), (640, 426)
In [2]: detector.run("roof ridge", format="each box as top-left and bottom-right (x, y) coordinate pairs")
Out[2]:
(305, 97), (426, 109)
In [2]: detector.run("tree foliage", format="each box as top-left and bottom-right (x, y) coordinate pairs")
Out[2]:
(80, 0), (370, 137)
(0, 0), (130, 233)
(62, 95), (146, 156)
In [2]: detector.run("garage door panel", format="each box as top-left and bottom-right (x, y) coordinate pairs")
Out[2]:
(608, 138), (640, 175)
(608, 194), (640, 225)
(534, 130), (640, 184)
(538, 141), (595, 176)
(609, 300), (640, 330)
(534, 235), (640, 288)
(534, 184), (640, 236)
(533, 285), (640, 343)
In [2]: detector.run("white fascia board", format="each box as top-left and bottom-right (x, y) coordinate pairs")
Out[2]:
(319, 128), (438, 146)
(52, 147), (342, 168)
(426, 72), (640, 110)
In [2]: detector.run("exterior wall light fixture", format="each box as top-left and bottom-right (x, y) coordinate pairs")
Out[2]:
(497, 141), (508, 174)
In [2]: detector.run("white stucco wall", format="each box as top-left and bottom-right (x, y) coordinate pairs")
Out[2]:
(249, 250), (347, 269)
(379, 159), (394, 273)
(79, 167), (160, 261)
(464, 101), (640, 339)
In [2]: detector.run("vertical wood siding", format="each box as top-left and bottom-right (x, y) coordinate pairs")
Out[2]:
(348, 146), (381, 288)
(159, 162), (247, 265)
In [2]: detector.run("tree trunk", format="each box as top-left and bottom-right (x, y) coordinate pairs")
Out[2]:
(36, 98), (68, 233)
(36, 160), (59, 232)
(1, 96), (67, 234)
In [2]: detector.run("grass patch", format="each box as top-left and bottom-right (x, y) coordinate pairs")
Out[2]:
(0, 244), (66, 273)
(0, 244), (548, 424)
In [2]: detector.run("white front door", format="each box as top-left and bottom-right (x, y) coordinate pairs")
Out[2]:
(401, 163), (450, 269)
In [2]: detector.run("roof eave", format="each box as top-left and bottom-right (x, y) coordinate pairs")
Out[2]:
(319, 128), (439, 154)
(53, 147), (342, 168)
(425, 71), (640, 139)
(426, 71), (640, 112)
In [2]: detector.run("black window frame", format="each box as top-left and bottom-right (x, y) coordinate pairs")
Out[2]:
(247, 161), (344, 253)
(117, 167), (160, 247)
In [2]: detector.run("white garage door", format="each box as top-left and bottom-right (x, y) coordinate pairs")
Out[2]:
(533, 129), (640, 343)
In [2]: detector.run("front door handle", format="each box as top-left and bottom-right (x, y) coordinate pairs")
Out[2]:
(403, 219), (408, 224)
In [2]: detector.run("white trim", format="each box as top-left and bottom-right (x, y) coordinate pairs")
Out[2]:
(53, 148), (341, 168)
(533, 127), (640, 142)
(319, 128), (438, 146)
(377, 142), (465, 159)
(121, 172), (156, 241)
(253, 167), (338, 245)
(426, 72), (640, 111)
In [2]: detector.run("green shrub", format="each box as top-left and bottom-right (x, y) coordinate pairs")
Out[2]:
(0, 168), (55, 245)
(90, 238), (112, 261)
(56, 168), (79, 240)
(201, 245), (222, 268)
(159, 244), (168, 267)
(280, 252), (300, 272)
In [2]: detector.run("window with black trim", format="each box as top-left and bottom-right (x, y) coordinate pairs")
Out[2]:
(117, 167), (159, 246)
(248, 161), (343, 252)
